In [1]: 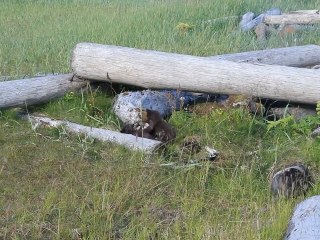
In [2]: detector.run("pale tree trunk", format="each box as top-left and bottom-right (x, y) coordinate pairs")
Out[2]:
(72, 43), (320, 104)
(0, 74), (87, 109)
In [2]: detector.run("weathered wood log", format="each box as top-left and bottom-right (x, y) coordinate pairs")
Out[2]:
(72, 43), (320, 104)
(209, 45), (320, 67)
(264, 14), (320, 25)
(0, 74), (87, 109)
(287, 10), (319, 15)
(25, 115), (163, 153)
(284, 195), (320, 240)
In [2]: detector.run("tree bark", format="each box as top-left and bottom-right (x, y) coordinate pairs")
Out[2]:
(0, 74), (87, 109)
(72, 43), (320, 104)
(209, 45), (320, 67)
(264, 14), (320, 25)
(285, 195), (320, 240)
(25, 115), (163, 153)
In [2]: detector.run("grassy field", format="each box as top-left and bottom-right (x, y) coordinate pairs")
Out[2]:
(1, 0), (320, 239)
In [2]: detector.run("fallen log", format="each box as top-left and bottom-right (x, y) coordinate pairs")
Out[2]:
(264, 13), (320, 25)
(0, 74), (87, 109)
(25, 115), (163, 153)
(286, 10), (319, 15)
(209, 45), (320, 67)
(284, 195), (320, 240)
(72, 43), (320, 104)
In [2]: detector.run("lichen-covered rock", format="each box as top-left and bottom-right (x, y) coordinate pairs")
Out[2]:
(285, 195), (320, 240)
(113, 90), (215, 124)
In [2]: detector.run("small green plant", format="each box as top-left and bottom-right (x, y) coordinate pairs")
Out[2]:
(292, 115), (320, 135)
(266, 116), (294, 133)
(266, 114), (320, 135)
(317, 101), (320, 115)
(176, 22), (194, 34)
(63, 91), (76, 102)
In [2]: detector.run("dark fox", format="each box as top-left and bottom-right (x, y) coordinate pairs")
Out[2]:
(121, 109), (176, 143)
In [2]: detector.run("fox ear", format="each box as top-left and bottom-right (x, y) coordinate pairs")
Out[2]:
(146, 109), (162, 120)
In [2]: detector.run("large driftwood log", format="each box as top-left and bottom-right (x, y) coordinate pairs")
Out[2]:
(26, 115), (163, 153)
(264, 14), (320, 25)
(209, 45), (320, 67)
(72, 43), (320, 104)
(284, 195), (320, 240)
(0, 74), (87, 109)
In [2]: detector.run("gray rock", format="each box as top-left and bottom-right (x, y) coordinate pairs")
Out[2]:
(267, 107), (316, 121)
(240, 7), (282, 31)
(266, 7), (282, 16)
(311, 126), (320, 138)
(285, 195), (320, 240)
(113, 90), (215, 124)
(270, 163), (313, 198)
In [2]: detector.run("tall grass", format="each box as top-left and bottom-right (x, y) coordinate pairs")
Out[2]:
(1, 0), (319, 76)
(1, 0), (320, 239)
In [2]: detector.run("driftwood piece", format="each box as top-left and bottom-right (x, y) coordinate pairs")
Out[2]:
(209, 45), (320, 67)
(26, 115), (163, 153)
(286, 10), (319, 15)
(264, 14), (320, 25)
(285, 195), (320, 240)
(72, 43), (320, 104)
(0, 74), (87, 109)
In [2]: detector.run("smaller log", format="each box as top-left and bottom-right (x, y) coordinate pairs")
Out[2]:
(26, 115), (163, 153)
(0, 74), (87, 109)
(286, 10), (319, 15)
(209, 45), (320, 67)
(285, 195), (320, 240)
(264, 14), (320, 25)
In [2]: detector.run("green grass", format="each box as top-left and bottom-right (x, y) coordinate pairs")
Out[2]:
(1, 0), (320, 239)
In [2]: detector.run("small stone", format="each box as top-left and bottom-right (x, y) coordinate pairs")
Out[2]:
(180, 136), (202, 155)
(265, 7), (282, 16)
(205, 146), (219, 161)
(311, 126), (320, 138)
(270, 162), (314, 198)
(240, 12), (255, 31)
